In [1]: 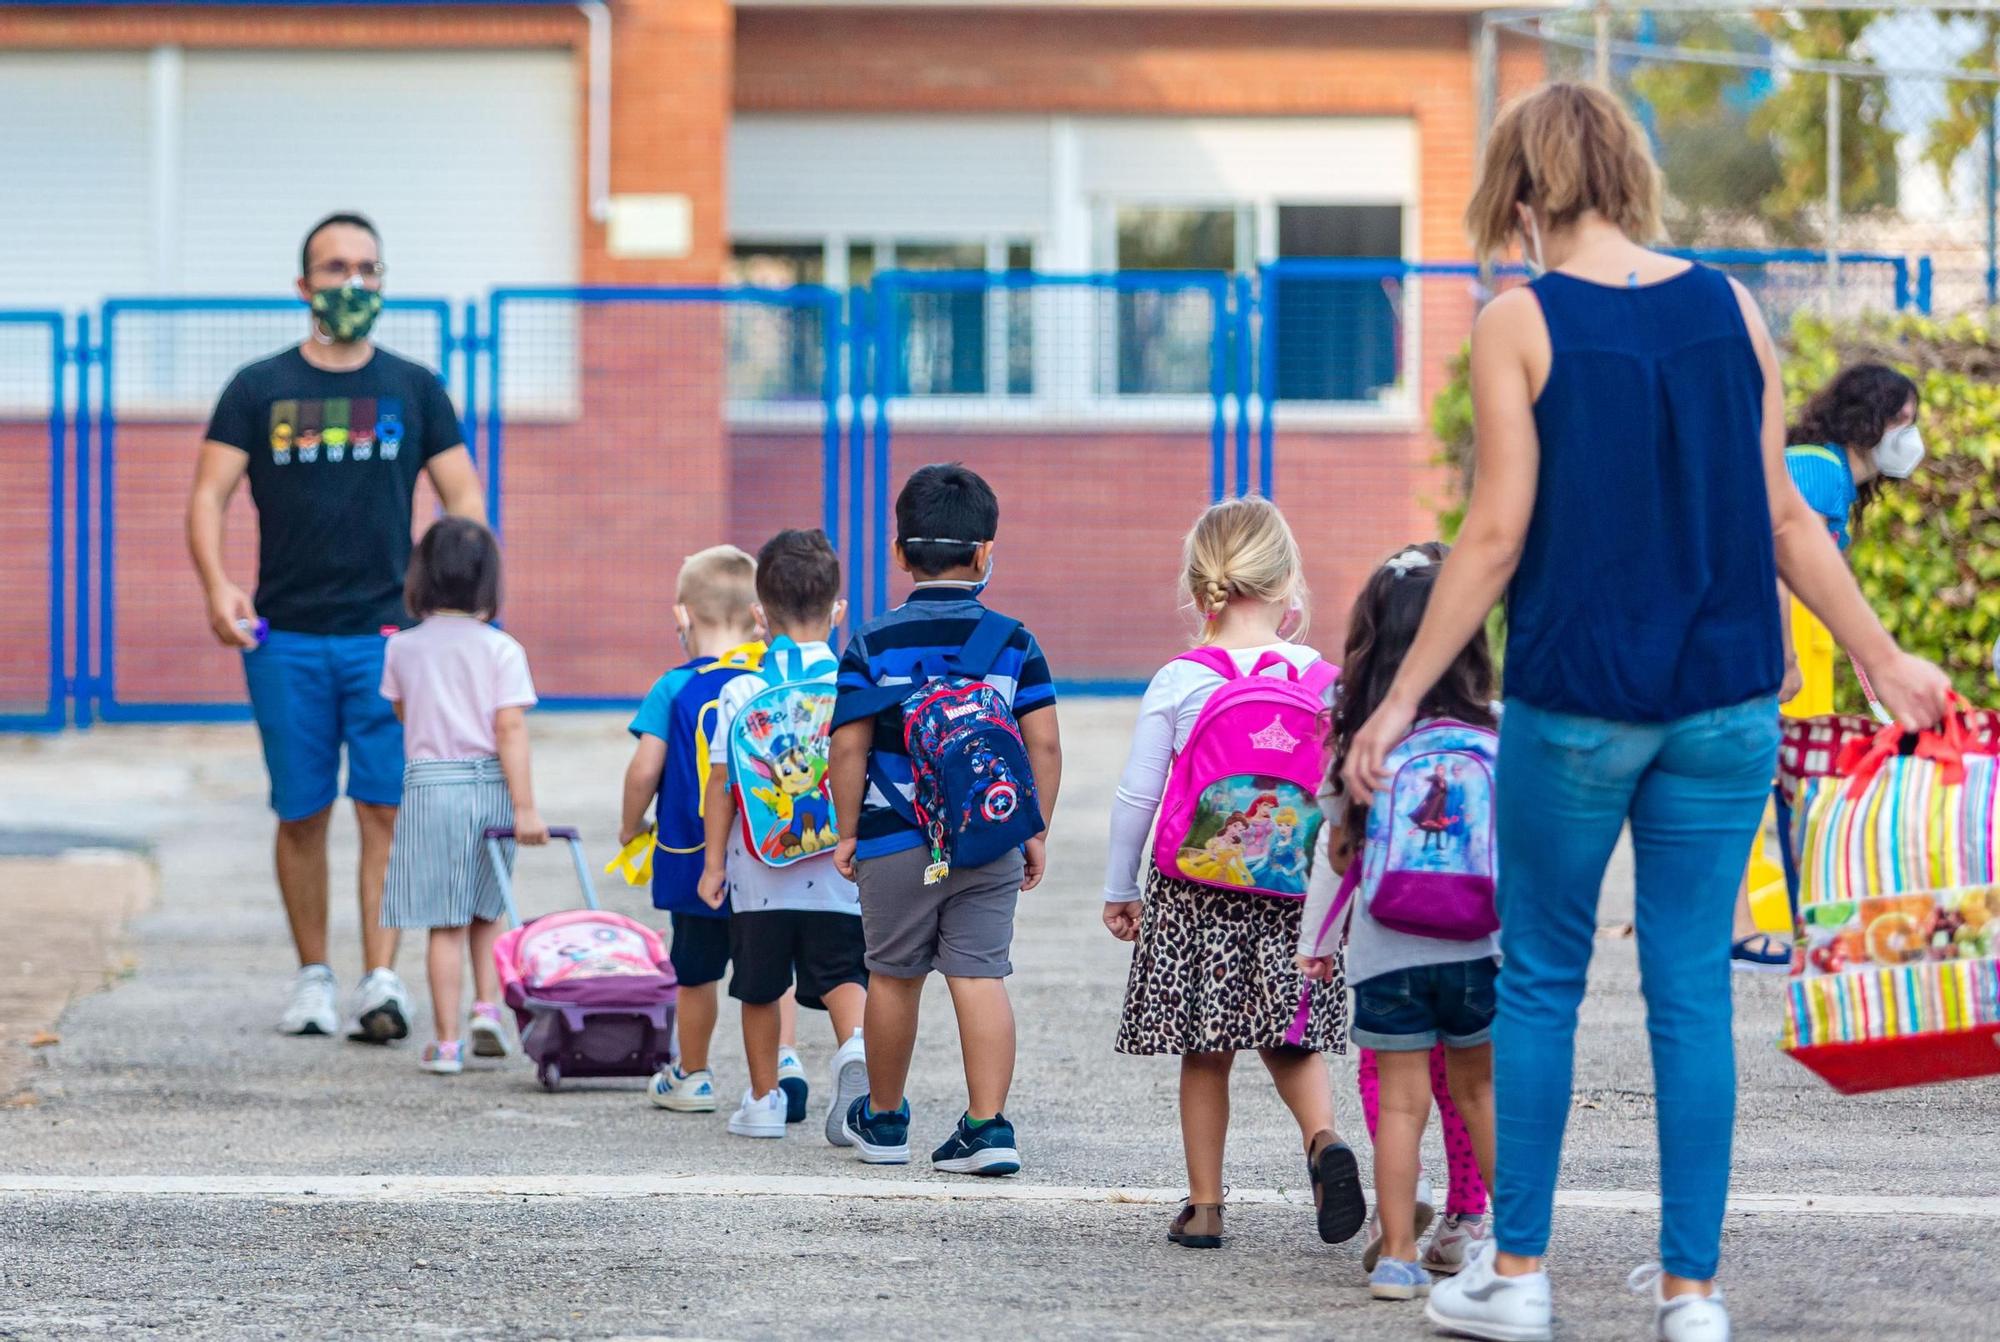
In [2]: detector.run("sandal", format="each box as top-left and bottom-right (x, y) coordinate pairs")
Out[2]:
(1730, 932), (1792, 974)
(1307, 1129), (1368, 1245)
(1168, 1199), (1224, 1249)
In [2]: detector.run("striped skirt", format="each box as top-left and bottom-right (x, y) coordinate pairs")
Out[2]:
(382, 757), (515, 930)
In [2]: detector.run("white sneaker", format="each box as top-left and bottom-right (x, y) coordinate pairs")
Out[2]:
(346, 968), (411, 1044)
(1423, 1212), (1489, 1275)
(727, 1087), (789, 1139)
(777, 1045), (809, 1123)
(278, 965), (339, 1036)
(824, 1029), (868, 1147)
(1629, 1264), (1730, 1341)
(1426, 1241), (1553, 1342)
(467, 1002), (512, 1059)
(648, 1065), (718, 1113)
(1362, 1172), (1436, 1272)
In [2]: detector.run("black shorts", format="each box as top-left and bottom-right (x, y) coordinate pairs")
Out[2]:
(728, 909), (868, 1010)
(668, 912), (731, 988)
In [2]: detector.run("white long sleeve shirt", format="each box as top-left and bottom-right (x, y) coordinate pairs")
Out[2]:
(1102, 641), (1326, 902)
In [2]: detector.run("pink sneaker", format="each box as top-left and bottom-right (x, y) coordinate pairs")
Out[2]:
(420, 1041), (465, 1075)
(468, 1002), (512, 1059)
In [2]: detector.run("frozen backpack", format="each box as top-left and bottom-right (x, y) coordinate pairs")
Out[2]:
(867, 610), (1043, 884)
(727, 636), (839, 867)
(1153, 648), (1339, 899)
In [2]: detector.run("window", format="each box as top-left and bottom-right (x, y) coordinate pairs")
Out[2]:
(1111, 207), (1242, 396)
(726, 242), (828, 403)
(1271, 205), (1405, 403)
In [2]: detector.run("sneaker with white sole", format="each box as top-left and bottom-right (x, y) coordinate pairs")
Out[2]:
(777, 1045), (809, 1123)
(1369, 1257), (1433, 1301)
(1629, 1264), (1730, 1342)
(727, 1087), (789, 1139)
(824, 1030), (868, 1147)
(841, 1095), (911, 1164)
(346, 968), (411, 1044)
(648, 1065), (718, 1113)
(1363, 1172), (1437, 1272)
(1425, 1241), (1553, 1342)
(1423, 1212), (1488, 1275)
(467, 1002), (512, 1059)
(420, 1041), (465, 1075)
(278, 964), (339, 1037)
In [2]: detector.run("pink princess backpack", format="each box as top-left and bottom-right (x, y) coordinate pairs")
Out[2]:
(1152, 648), (1339, 899)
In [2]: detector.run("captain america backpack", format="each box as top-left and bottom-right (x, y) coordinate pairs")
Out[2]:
(867, 610), (1044, 884)
(727, 636), (840, 867)
(1152, 648), (1339, 899)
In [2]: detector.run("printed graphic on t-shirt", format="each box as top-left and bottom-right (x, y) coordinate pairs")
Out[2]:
(268, 398), (403, 467)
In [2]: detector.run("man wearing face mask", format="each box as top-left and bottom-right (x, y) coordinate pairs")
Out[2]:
(187, 211), (486, 1043)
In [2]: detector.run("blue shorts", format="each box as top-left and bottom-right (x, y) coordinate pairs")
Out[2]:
(242, 630), (404, 822)
(1351, 958), (1500, 1052)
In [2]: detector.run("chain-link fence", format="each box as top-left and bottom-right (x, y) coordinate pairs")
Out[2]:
(1496, 2), (2000, 316)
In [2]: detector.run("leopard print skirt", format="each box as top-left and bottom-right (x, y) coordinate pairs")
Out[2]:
(1115, 867), (1348, 1056)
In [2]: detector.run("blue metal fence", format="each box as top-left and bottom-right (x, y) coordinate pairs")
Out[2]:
(0, 250), (1940, 728)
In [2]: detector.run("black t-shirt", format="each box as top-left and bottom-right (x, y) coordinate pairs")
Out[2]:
(205, 345), (464, 635)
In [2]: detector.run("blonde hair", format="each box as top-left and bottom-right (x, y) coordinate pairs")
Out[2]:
(676, 544), (757, 629)
(1182, 496), (1308, 643)
(1465, 82), (1663, 261)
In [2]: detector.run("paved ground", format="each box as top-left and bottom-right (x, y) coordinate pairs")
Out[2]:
(2, 705), (1997, 1340)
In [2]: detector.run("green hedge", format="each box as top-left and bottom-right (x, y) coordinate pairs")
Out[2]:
(1429, 313), (2000, 710)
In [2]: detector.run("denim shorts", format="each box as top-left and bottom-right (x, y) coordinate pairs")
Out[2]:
(1351, 957), (1500, 1051)
(242, 630), (404, 821)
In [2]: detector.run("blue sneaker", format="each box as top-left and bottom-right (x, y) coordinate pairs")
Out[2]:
(841, 1095), (911, 1164)
(1369, 1257), (1434, 1302)
(930, 1112), (1020, 1177)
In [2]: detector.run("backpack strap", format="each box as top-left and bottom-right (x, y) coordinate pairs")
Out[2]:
(1176, 646), (1242, 680)
(951, 610), (1023, 680)
(1299, 658), (1339, 700)
(764, 635), (804, 686)
(1284, 861), (1362, 1047)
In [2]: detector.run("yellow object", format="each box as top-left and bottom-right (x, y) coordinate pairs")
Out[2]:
(1746, 798), (1792, 935)
(606, 830), (656, 886)
(1782, 597), (1835, 719)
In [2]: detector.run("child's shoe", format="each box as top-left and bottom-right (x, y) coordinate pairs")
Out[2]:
(841, 1095), (911, 1164)
(930, 1112), (1020, 1177)
(1426, 1242), (1553, 1342)
(1167, 1201), (1223, 1249)
(647, 1065), (718, 1113)
(777, 1046), (809, 1123)
(419, 1041), (464, 1075)
(1363, 1172), (1436, 1272)
(726, 1087), (789, 1139)
(1423, 1212), (1487, 1275)
(824, 1029), (868, 1147)
(1369, 1257), (1434, 1301)
(1306, 1129), (1368, 1244)
(1628, 1264), (1730, 1342)
(467, 1002), (512, 1059)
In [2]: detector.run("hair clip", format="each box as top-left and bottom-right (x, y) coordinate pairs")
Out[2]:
(1384, 549), (1433, 578)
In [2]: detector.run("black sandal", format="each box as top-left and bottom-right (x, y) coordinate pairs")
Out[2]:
(1308, 1130), (1367, 1244)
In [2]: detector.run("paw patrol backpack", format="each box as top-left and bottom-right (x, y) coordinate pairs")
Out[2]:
(727, 636), (840, 867)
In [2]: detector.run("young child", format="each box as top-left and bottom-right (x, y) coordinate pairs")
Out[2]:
(621, 546), (806, 1116)
(378, 517), (545, 1075)
(698, 528), (869, 1142)
(1105, 495), (1364, 1251)
(1300, 542), (1500, 1303)
(828, 463), (1063, 1174)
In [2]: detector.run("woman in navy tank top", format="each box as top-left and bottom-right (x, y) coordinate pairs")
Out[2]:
(1340, 84), (1950, 1342)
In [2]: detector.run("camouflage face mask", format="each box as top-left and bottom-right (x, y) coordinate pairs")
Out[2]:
(310, 283), (384, 343)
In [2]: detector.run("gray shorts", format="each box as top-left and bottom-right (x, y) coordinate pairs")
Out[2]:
(855, 846), (1023, 980)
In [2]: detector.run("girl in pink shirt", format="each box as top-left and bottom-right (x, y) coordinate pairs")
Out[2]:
(380, 518), (545, 1074)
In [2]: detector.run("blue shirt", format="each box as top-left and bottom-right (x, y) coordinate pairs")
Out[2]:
(1785, 445), (1858, 552)
(831, 587), (1057, 859)
(1505, 265), (1782, 722)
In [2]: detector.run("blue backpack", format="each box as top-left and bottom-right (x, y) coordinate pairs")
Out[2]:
(865, 611), (1043, 884)
(727, 637), (839, 867)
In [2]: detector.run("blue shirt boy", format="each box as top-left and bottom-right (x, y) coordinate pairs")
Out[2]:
(629, 644), (765, 914)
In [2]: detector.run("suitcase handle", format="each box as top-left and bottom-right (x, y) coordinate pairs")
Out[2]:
(482, 827), (600, 927)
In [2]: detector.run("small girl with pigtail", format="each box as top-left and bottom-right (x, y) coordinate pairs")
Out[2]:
(1104, 496), (1365, 1252)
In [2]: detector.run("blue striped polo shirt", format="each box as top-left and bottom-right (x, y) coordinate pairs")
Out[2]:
(832, 586), (1057, 859)
(1785, 445), (1858, 552)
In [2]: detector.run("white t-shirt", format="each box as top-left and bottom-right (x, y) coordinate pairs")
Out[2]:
(1102, 641), (1326, 901)
(707, 641), (859, 917)
(379, 615), (537, 761)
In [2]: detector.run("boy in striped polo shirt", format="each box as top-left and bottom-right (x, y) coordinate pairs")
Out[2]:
(828, 464), (1063, 1174)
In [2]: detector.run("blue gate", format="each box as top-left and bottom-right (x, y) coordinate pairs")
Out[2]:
(91, 297), (456, 721)
(0, 311), (68, 731)
(483, 286), (843, 706)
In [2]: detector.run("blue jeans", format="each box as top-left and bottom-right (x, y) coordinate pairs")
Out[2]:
(1493, 696), (1779, 1281)
(242, 630), (404, 821)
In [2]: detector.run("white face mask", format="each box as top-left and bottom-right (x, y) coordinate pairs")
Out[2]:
(1873, 423), (1924, 479)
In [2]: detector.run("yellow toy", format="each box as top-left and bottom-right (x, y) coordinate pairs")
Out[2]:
(605, 830), (656, 887)
(1742, 598), (1837, 935)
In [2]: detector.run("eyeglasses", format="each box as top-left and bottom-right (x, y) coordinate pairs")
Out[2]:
(307, 260), (387, 282)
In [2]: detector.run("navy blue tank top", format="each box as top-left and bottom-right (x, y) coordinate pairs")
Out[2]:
(1504, 264), (1782, 722)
